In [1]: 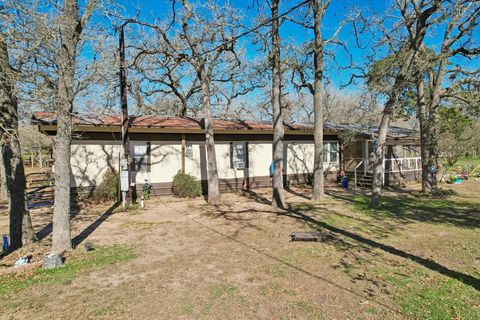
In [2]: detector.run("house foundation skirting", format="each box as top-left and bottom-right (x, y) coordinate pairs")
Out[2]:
(384, 170), (422, 186)
(72, 172), (341, 199)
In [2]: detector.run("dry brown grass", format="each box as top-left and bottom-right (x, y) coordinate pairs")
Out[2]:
(0, 180), (479, 319)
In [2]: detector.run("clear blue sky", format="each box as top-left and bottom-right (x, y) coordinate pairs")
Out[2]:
(107, 0), (391, 90)
(80, 0), (478, 114)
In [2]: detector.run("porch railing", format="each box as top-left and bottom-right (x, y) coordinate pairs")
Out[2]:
(383, 157), (422, 173)
(353, 160), (364, 189)
(344, 158), (365, 172)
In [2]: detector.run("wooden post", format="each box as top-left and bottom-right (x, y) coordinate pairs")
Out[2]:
(382, 158), (385, 186)
(354, 169), (357, 190)
(242, 142), (249, 191)
(364, 140), (369, 176)
(181, 133), (186, 173)
(39, 146), (43, 168)
(339, 141), (344, 172)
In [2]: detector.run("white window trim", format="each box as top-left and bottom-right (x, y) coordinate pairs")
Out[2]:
(323, 141), (339, 164)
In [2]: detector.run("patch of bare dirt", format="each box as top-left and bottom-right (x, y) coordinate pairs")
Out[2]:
(1, 181), (479, 319)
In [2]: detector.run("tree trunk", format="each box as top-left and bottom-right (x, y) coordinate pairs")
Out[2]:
(371, 103), (392, 207)
(0, 151), (7, 202)
(424, 117), (440, 192)
(52, 0), (80, 252)
(180, 98), (188, 117)
(371, 59), (414, 207)
(0, 36), (37, 250)
(417, 76), (439, 193)
(421, 60), (446, 193)
(371, 2), (439, 207)
(271, 0), (286, 208)
(53, 111), (73, 251)
(199, 67), (220, 205)
(417, 77), (430, 192)
(38, 147), (43, 168)
(312, 0), (324, 202)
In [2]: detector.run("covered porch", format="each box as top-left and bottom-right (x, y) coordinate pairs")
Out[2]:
(342, 139), (422, 187)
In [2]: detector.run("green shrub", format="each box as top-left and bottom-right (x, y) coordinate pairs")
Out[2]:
(94, 169), (119, 201)
(172, 171), (202, 198)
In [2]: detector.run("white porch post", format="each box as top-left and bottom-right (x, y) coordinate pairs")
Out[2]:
(382, 158), (385, 185)
(364, 140), (369, 176)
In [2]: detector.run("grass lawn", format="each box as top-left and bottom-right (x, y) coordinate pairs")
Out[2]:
(350, 194), (479, 319)
(0, 181), (479, 319)
(0, 245), (135, 297)
(447, 156), (480, 173)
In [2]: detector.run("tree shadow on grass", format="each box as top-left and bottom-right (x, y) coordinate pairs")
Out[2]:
(285, 186), (311, 200)
(245, 190), (480, 291)
(163, 199), (402, 315)
(36, 222), (52, 241)
(35, 202), (120, 246)
(326, 189), (480, 229)
(71, 202), (120, 248)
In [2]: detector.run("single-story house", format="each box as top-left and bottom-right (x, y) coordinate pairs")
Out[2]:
(32, 112), (422, 196)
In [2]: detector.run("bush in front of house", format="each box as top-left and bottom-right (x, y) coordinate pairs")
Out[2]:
(172, 171), (202, 198)
(95, 169), (119, 201)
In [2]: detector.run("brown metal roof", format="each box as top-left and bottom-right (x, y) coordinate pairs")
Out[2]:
(31, 111), (419, 140)
(31, 111), (320, 132)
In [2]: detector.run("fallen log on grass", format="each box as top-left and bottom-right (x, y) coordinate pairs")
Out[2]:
(290, 231), (334, 242)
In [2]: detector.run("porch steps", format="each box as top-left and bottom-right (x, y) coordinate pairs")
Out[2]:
(345, 171), (373, 188)
(356, 175), (373, 188)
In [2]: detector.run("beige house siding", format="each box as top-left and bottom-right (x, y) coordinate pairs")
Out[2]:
(285, 142), (339, 184)
(70, 141), (121, 188)
(70, 139), (339, 192)
(185, 143), (202, 179)
(183, 142), (244, 180)
(184, 142), (271, 180)
(131, 142), (182, 184)
(286, 142), (314, 177)
(249, 142), (273, 178)
(216, 143), (245, 180)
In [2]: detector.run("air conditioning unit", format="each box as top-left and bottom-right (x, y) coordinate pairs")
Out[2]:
(235, 161), (246, 170)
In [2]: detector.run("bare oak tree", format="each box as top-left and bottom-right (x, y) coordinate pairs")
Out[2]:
(311, 0), (330, 202)
(133, 0), (244, 204)
(52, 0), (99, 251)
(285, 0), (355, 202)
(132, 37), (201, 117)
(0, 32), (37, 249)
(271, 0), (286, 208)
(370, 0), (440, 207)
(415, 0), (480, 193)
(181, 0), (246, 204)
